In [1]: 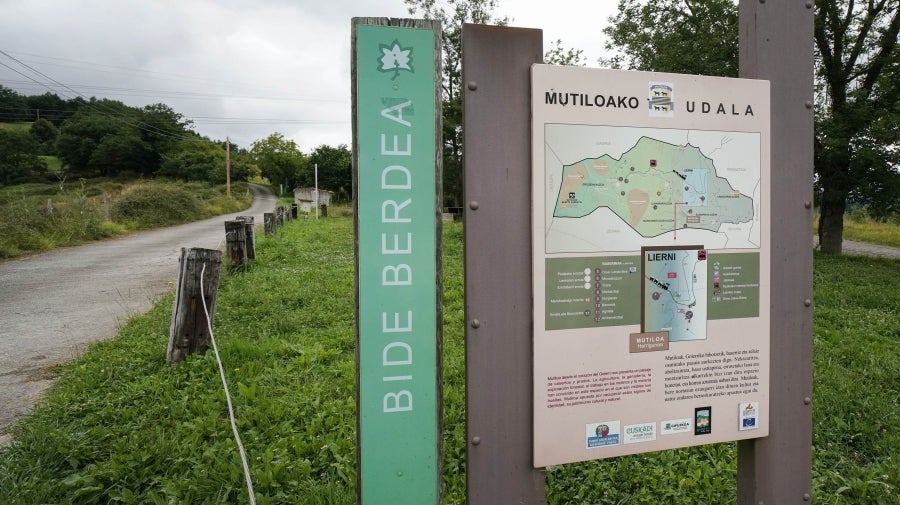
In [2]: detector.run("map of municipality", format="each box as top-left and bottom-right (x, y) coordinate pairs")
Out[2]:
(642, 248), (707, 342)
(545, 126), (761, 253)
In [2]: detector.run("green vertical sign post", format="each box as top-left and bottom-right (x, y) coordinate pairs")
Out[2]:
(352, 18), (442, 505)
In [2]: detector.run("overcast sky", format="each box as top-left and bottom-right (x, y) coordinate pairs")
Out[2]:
(0, 0), (617, 152)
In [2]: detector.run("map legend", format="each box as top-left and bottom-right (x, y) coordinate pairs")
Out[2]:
(545, 256), (640, 330)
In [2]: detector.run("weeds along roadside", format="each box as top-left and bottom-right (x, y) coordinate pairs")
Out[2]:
(0, 178), (252, 259)
(0, 217), (897, 504)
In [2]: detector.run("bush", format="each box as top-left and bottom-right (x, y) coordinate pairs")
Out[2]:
(112, 181), (202, 228)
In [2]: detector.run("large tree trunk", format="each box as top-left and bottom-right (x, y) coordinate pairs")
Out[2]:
(818, 190), (846, 255)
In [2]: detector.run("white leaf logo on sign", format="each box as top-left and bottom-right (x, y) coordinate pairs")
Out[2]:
(379, 40), (413, 80)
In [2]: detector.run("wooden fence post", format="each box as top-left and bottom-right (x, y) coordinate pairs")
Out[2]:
(320, 204), (328, 218)
(237, 216), (256, 261)
(167, 248), (222, 364)
(224, 220), (248, 270)
(264, 212), (275, 237)
(276, 207), (284, 228)
(291, 204), (298, 219)
(283, 205), (293, 222)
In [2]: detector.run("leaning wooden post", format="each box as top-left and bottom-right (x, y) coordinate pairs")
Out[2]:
(283, 205), (293, 222)
(167, 248), (222, 364)
(224, 220), (248, 270)
(275, 207), (284, 228)
(237, 216), (256, 260)
(264, 212), (275, 237)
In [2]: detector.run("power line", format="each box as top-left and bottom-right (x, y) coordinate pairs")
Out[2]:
(2, 78), (348, 104)
(0, 50), (196, 141)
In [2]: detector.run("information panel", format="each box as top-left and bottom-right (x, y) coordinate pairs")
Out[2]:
(354, 20), (440, 503)
(532, 65), (770, 466)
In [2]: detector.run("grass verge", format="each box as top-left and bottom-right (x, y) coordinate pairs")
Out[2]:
(0, 218), (897, 503)
(0, 178), (252, 259)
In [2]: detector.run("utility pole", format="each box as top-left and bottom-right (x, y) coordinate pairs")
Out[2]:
(226, 137), (232, 198)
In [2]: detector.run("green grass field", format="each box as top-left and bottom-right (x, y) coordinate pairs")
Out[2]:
(0, 217), (897, 504)
(0, 121), (31, 132)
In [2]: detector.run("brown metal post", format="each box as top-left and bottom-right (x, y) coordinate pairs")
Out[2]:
(737, 1), (815, 503)
(462, 24), (546, 505)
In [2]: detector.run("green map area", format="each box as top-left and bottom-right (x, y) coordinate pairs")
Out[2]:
(554, 137), (754, 238)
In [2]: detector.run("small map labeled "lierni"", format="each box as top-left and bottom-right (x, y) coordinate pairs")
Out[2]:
(641, 246), (707, 342)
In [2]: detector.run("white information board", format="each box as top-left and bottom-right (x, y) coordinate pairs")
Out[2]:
(532, 65), (771, 466)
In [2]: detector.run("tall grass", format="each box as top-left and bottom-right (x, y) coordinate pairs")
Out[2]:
(0, 218), (897, 503)
(841, 211), (900, 248)
(0, 179), (251, 259)
(815, 210), (900, 249)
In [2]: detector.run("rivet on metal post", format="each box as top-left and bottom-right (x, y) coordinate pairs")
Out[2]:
(759, 0), (765, 3)
(467, 81), (478, 91)
(469, 201), (480, 210)
(471, 319), (481, 328)
(803, 493), (811, 501)
(471, 436), (481, 446)
(804, 299), (812, 307)
(804, 201), (812, 209)
(805, 101), (813, 109)
(804, 396), (812, 405)
(805, 1), (814, 8)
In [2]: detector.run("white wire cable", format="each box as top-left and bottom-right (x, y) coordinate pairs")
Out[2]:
(200, 263), (256, 505)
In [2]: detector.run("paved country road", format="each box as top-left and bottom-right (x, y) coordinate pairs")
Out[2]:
(830, 239), (900, 259)
(0, 185), (277, 436)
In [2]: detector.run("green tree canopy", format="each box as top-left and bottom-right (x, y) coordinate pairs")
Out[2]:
(55, 99), (194, 178)
(601, 0), (738, 77)
(29, 118), (59, 155)
(0, 85), (28, 123)
(159, 139), (226, 182)
(56, 107), (128, 175)
(250, 133), (307, 192)
(0, 129), (46, 185)
(307, 144), (352, 201)
(26, 92), (74, 125)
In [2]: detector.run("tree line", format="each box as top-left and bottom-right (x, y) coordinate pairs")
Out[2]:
(0, 86), (351, 200)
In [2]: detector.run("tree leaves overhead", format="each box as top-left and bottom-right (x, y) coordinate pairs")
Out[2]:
(601, 0), (738, 77)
